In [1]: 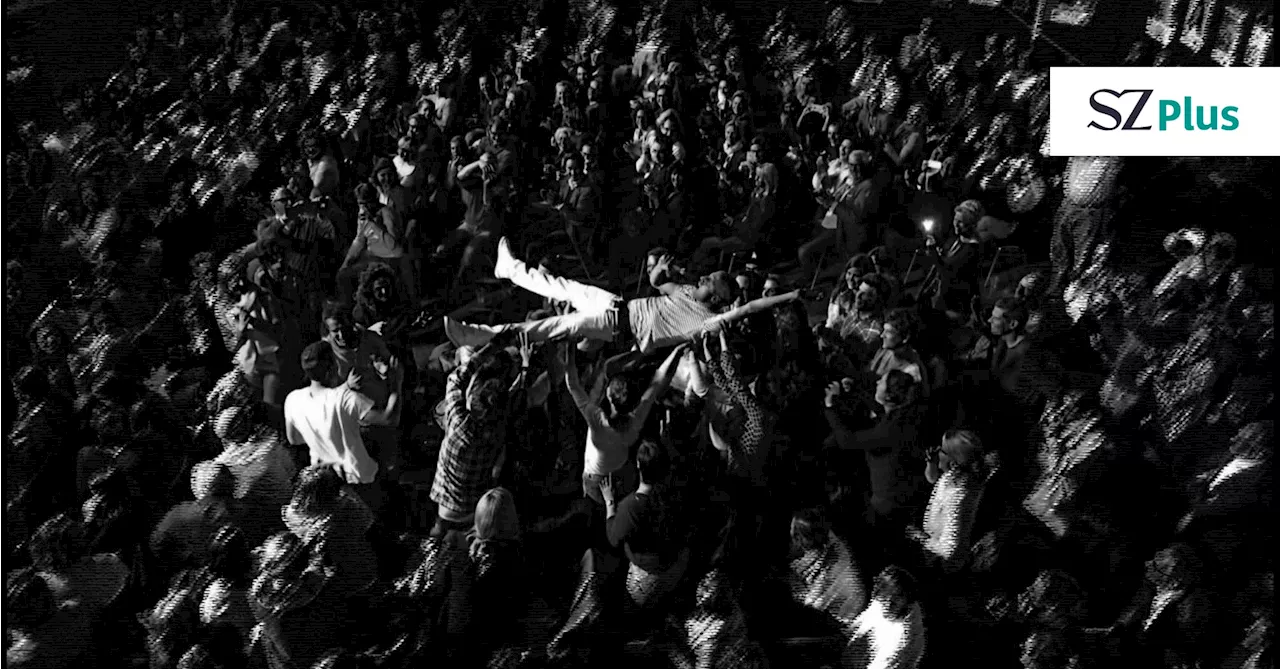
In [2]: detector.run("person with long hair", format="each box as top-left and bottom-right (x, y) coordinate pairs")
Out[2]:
(461, 487), (527, 655)
(563, 342), (686, 505)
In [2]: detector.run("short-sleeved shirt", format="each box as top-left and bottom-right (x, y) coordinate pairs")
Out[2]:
(283, 385), (379, 484)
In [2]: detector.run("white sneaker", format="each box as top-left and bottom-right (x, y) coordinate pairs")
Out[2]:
(494, 236), (517, 280)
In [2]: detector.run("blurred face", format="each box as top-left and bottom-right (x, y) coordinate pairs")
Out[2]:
(881, 322), (904, 349)
(555, 83), (569, 107)
(580, 145), (596, 170)
(827, 125), (840, 147)
(853, 282), (881, 312)
(697, 272), (731, 303)
(272, 195), (289, 216)
(746, 144), (761, 165)
(588, 80), (601, 102)
(656, 90), (670, 109)
(451, 138), (465, 159)
(36, 328), (64, 356)
(407, 118), (424, 139)
(731, 94), (744, 114)
(371, 276), (392, 303)
(635, 110), (647, 128)
(397, 140), (415, 162)
(324, 317), (358, 349)
(575, 66), (588, 84)
(724, 124), (737, 143)
(989, 306), (1014, 336)
(660, 118), (676, 137)
(670, 170), (684, 191)
(376, 168), (395, 187)
(840, 140), (854, 162)
(92, 404), (129, 439)
(762, 278), (781, 297)
(565, 156), (584, 181)
(649, 142), (664, 162)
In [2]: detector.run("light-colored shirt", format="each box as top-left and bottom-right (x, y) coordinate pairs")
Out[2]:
(283, 385), (379, 484)
(628, 285), (720, 353)
(569, 373), (652, 478)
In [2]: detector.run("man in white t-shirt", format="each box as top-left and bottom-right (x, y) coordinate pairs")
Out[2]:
(283, 341), (403, 487)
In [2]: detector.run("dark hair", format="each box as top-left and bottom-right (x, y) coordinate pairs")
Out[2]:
(873, 565), (919, 620)
(207, 525), (253, 585)
(605, 375), (634, 416)
(635, 440), (669, 483)
(884, 307), (918, 342)
(468, 376), (506, 419)
(994, 296), (1028, 333)
(882, 369), (918, 406)
(12, 365), (49, 399)
(6, 567), (54, 628)
(291, 465), (344, 516)
(790, 507), (831, 553)
(321, 300), (352, 324)
(858, 273), (890, 299)
(29, 513), (84, 569)
(207, 463), (239, 499)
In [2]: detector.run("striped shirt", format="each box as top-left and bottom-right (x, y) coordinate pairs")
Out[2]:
(628, 284), (719, 353)
(430, 352), (503, 520)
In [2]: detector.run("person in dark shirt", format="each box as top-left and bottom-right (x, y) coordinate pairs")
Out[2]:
(602, 440), (690, 609)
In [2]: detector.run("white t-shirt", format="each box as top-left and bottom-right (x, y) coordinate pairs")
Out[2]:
(283, 385), (379, 484)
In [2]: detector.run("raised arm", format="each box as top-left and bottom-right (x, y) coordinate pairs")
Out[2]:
(715, 332), (766, 457)
(623, 345), (688, 441)
(648, 253), (686, 296)
(444, 339), (505, 431)
(562, 343), (605, 416)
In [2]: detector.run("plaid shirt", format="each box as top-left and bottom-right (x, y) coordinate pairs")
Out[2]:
(430, 353), (502, 519)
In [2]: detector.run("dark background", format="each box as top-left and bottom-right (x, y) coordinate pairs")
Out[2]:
(5, 0), (1273, 270)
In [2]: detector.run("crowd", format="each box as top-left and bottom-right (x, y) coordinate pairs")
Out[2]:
(3, 1), (1274, 669)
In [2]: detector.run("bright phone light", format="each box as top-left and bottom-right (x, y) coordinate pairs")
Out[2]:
(922, 218), (935, 233)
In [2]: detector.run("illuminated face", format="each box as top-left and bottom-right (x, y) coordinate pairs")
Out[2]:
(762, 278), (781, 297)
(660, 119), (676, 137)
(881, 322), (903, 349)
(853, 282), (880, 311)
(324, 317), (358, 350)
(989, 306), (1013, 336)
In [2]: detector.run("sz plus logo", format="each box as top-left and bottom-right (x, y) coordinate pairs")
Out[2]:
(1087, 89), (1239, 132)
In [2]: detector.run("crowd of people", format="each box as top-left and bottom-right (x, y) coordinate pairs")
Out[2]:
(3, 1), (1274, 668)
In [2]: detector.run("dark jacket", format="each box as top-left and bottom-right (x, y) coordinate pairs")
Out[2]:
(825, 403), (927, 517)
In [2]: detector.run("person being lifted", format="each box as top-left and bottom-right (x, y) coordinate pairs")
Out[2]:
(443, 238), (801, 354)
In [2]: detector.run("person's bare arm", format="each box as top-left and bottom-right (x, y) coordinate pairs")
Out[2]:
(704, 290), (802, 332)
(648, 254), (685, 296)
(562, 343), (605, 415)
(622, 345), (688, 441)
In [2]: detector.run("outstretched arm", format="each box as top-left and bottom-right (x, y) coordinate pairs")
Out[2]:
(704, 290), (802, 332)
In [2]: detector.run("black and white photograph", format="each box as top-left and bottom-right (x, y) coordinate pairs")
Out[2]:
(2, 0), (1274, 668)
